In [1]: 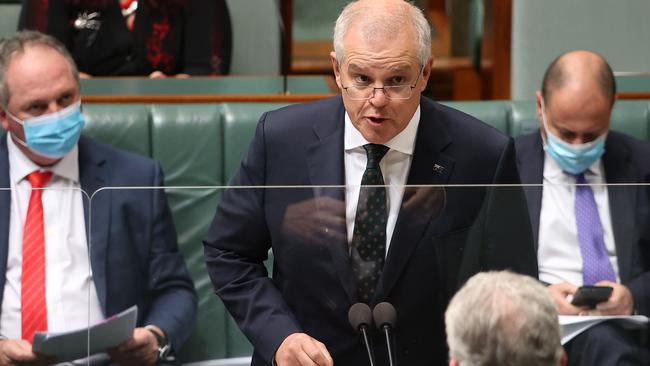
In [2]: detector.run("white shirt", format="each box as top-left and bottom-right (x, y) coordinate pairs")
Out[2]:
(344, 106), (420, 255)
(1, 134), (104, 339)
(538, 151), (619, 285)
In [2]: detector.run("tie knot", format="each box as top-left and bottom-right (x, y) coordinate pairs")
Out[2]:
(574, 172), (586, 184)
(27, 171), (53, 189)
(363, 144), (389, 169)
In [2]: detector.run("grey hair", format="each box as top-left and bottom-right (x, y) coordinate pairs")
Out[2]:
(333, 0), (432, 66)
(0, 30), (79, 108)
(445, 271), (564, 366)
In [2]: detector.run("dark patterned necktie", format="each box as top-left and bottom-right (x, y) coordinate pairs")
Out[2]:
(574, 173), (616, 285)
(351, 144), (389, 303)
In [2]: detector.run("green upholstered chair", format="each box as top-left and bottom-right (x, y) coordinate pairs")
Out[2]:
(221, 103), (290, 182)
(442, 101), (510, 135)
(150, 104), (228, 362)
(509, 101), (539, 137)
(82, 104), (152, 156)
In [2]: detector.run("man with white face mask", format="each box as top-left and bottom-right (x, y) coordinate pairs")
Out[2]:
(0, 31), (197, 365)
(516, 50), (650, 366)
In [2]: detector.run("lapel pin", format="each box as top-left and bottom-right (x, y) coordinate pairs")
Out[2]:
(432, 164), (445, 174)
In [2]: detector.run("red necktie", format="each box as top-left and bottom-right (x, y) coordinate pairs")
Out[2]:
(21, 171), (52, 342)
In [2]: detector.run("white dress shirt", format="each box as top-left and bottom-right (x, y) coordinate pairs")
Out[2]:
(1, 134), (104, 339)
(344, 106), (420, 255)
(538, 151), (619, 285)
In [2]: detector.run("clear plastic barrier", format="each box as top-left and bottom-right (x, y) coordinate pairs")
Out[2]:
(1, 183), (648, 364)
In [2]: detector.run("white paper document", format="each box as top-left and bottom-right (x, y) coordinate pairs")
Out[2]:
(32, 305), (137, 362)
(560, 314), (649, 345)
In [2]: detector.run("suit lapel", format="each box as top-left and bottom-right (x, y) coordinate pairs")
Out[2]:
(0, 135), (10, 304)
(375, 101), (454, 301)
(517, 132), (545, 248)
(306, 100), (357, 302)
(603, 134), (637, 283)
(78, 138), (110, 314)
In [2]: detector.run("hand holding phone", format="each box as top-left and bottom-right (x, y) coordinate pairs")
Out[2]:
(570, 285), (613, 309)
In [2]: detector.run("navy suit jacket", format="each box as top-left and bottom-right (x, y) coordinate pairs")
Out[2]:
(204, 96), (538, 366)
(0, 134), (197, 353)
(515, 131), (650, 316)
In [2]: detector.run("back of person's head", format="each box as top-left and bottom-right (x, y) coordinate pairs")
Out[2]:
(332, 0), (432, 66)
(445, 271), (564, 366)
(0, 30), (79, 107)
(541, 49), (616, 107)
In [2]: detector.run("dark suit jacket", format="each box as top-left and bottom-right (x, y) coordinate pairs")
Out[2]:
(0, 135), (197, 353)
(515, 131), (650, 316)
(204, 96), (538, 366)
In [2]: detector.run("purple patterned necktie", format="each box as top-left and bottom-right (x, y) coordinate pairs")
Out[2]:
(574, 173), (616, 285)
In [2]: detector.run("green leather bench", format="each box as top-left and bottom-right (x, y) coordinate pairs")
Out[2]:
(80, 99), (650, 364)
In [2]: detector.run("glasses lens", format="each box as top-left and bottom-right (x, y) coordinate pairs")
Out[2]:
(344, 85), (413, 100)
(346, 86), (371, 100)
(384, 86), (411, 100)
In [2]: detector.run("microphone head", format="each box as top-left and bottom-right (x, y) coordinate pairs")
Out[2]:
(373, 302), (397, 330)
(348, 303), (373, 331)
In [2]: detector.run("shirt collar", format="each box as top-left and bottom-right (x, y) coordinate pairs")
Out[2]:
(344, 105), (421, 155)
(7, 133), (80, 185)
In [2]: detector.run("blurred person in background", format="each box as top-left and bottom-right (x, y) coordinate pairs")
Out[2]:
(18, 0), (231, 78)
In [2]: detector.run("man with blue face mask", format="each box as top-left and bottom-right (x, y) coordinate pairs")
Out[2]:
(516, 50), (650, 366)
(0, 31), (197, 365)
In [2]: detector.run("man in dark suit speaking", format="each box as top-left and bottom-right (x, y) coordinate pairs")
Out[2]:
(515, 50), (650, 365)
(0, 31), (196, 365)
(204, 1), (537, 365)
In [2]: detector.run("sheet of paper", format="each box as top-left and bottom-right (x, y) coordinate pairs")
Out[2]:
(32, 305), (137, 362)
(559, 315), (648, 345)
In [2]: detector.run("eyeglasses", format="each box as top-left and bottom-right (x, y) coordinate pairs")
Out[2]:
(341, 66), (424, 101)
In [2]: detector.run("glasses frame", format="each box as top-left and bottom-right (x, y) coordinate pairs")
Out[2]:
(341, 65), (425, 101)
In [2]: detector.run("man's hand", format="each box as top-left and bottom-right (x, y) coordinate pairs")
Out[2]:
(0, 339), (56, 366)
(548, 282), (588, 315)
(107, 327), (159, 366)
(595, 281), (634, 315)
(274, 333), (333, 366)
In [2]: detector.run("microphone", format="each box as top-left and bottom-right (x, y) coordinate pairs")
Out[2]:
(373, 302), (397, 366)
(348, 303), (376, 366)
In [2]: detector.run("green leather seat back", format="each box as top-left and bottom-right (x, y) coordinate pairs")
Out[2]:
(82, 104), (151, 156)
(610, 100), (650, 140)
(149, 104), (227, 362)
(509, 101), (539, 137)
(222, 103), (290, 182)
(443, 101), (510, 134)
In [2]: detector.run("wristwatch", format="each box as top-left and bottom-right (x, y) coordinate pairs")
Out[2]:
(145, 325), (171, 360)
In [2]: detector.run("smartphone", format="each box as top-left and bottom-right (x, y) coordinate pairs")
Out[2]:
(570, 286), (613, 308)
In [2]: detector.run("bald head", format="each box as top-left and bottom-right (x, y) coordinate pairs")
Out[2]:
(333, 0), (431, 66)
(541, 50), (616, 107)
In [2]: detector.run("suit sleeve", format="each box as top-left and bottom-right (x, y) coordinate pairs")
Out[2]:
(143, 162), (198, 354)
(459, 137), (539, 284)
(627, 273), (650, 316)
(203, 114), (303, 363)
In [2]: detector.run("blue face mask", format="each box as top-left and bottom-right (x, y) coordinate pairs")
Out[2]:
(7, 101), (85, 158)
(541, 102), (606, 175)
